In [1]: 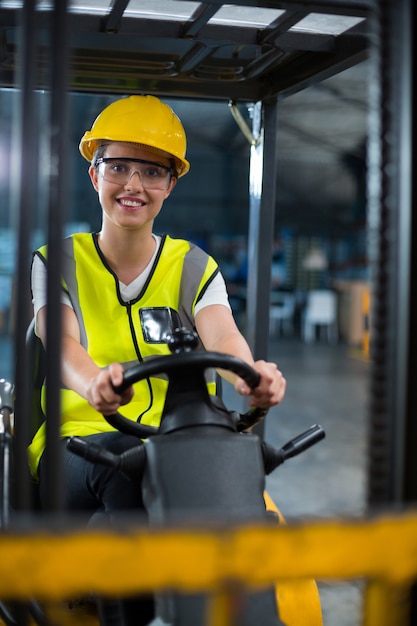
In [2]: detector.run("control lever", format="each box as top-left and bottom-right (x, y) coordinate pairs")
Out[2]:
(67, 436), (147, 480)
(262, 424), (325, 475)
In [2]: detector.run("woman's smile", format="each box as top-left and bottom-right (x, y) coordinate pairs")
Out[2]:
(117, 196), (147, 210)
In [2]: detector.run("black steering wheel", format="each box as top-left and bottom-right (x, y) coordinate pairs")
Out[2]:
(67, 328), (325, 478)
(104, 328), (268, 438)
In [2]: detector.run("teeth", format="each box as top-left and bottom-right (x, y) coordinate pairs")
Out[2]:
(121, 199), (142, 207)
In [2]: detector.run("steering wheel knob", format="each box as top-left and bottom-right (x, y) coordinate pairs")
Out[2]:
(166, 327), (199, 353)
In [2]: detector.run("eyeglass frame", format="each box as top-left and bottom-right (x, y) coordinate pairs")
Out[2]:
(94, 157), (175, 189)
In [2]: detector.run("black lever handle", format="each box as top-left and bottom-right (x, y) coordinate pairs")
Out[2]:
(262, 424), (325, 475)
(67, 436), (147, 481)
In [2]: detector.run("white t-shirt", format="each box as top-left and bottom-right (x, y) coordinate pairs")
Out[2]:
(31, 234), (231, 318)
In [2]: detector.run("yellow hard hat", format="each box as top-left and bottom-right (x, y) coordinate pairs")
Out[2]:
(79, 95), (190, 177)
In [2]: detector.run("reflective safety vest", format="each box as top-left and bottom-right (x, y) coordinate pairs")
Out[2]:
(28, 232), (219, 477)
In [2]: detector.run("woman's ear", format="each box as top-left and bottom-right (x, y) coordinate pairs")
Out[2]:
(88, 164), (99, 192)
(164, 176), (177, 199)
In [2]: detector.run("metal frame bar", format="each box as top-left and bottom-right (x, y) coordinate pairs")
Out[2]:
(0, 2), (370, 102)
(9, 0), (71, 516)
(12, 0), (39, 513)
(42, 0), (70, 512)
(366, 0), (414, 506)
(246, 99), (278, 362)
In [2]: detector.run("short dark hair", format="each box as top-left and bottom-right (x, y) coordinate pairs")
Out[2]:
(92, 143), (109, 167)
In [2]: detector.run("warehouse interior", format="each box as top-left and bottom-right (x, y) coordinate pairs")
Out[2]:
(0, 1), (416, 625)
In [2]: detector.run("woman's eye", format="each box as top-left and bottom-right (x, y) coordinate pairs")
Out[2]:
(145, 167), (163, 178)
(112, 163), (128, 174)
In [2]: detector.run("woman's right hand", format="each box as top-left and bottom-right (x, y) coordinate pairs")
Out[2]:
(85, 362), (134, 415)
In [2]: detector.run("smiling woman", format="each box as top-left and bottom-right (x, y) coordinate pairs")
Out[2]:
(28, 93), (287, 626)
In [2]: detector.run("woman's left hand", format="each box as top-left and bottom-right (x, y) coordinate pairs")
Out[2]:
(235, 360), (286, 408)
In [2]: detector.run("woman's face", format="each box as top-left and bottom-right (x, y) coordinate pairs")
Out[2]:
(89, 141), (177, 232)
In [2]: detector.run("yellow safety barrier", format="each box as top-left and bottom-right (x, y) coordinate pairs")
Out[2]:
(265, 491), (323, 626)
(1, 510), (417, 624)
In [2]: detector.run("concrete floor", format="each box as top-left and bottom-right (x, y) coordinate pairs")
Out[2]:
(223, 336), (369, 626)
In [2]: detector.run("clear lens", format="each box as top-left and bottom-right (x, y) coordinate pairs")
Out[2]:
(98, 158), (171, 190)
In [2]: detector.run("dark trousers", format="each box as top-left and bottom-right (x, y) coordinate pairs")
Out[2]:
(38, 431), (155, 626)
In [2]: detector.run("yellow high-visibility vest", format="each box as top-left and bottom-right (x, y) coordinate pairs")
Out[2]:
(28, 232), (219, 477)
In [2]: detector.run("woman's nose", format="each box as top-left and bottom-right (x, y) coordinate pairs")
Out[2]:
(125, 169), (144, 190)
